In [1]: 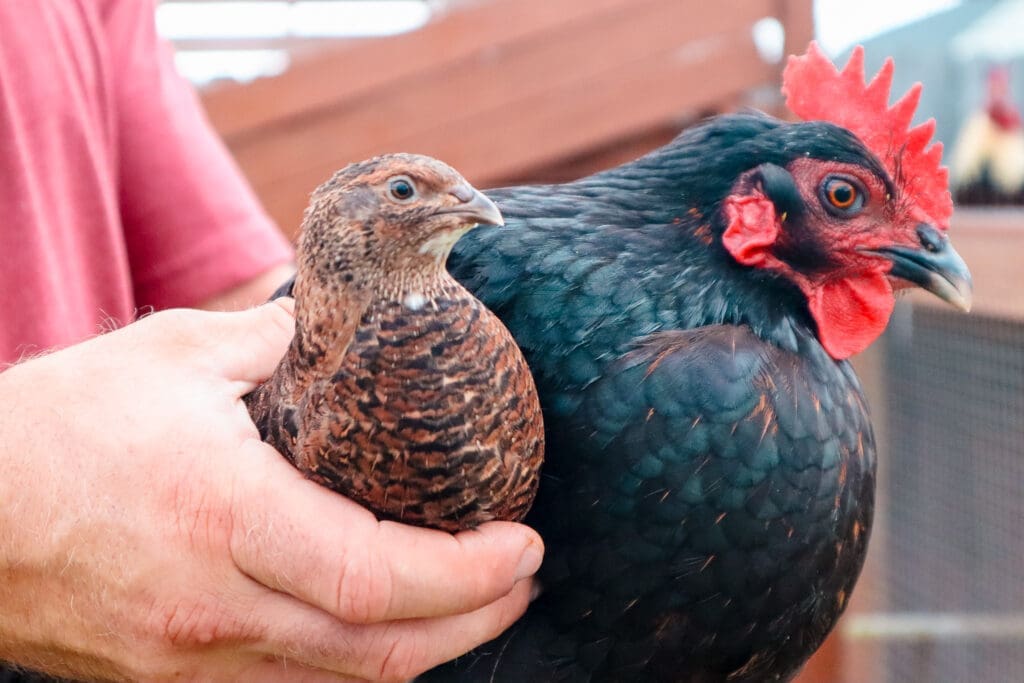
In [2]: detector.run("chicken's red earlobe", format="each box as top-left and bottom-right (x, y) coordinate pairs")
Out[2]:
(722, 192), (895, 359)
(721, 193), (780, 266)
(806, 272), (894, 359)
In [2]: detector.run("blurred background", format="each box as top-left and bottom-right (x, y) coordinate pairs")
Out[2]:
(160, 1), (1024, 680)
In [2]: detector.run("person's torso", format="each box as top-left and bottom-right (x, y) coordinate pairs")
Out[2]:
(0, 0), (135, 364)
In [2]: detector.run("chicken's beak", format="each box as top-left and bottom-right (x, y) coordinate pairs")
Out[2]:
(438, 188), (504, 227)
(867, 224), (973, 312)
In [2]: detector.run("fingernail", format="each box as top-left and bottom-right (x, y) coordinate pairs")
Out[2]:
(514, 543), (543, 581)
(529, 580), (544, 602)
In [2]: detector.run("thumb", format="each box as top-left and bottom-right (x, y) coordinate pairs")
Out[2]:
(208, 298), (296, 384)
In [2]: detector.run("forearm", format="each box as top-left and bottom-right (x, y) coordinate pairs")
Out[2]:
(0, 361), (129, 681)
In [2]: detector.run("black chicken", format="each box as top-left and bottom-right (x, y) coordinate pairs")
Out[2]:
(420, 44), (973, 681)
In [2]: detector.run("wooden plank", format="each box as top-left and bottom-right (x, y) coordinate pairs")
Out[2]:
(228, 0), (772, 190)
(202, 0), (642, 139)
(843, 341), (892, 683)
(257, 28), (773, 233)
(410, 30), (772, 183)
(793, 637), (843, 683)
(173, 37), (354, 52)
(225, 1), (775, 231)
(496, 123), (686, 185)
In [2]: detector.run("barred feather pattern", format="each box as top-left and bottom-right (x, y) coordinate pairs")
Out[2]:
(251, 278), (544, 533)
(247, 153), (544, 533)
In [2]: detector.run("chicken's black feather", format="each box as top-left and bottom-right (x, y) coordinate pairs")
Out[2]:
(422, 113), (881, 682)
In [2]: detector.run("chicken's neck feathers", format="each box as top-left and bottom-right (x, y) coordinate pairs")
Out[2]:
(290, 261), (465, 375)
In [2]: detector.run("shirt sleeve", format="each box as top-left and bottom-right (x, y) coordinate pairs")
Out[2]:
(105, 0), (293, 310)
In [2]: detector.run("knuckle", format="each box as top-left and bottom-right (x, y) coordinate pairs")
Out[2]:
(149, 597), (241, 651)
(333, 547), (394, 624)
(248, 305), (296, 360)
(378, 643), (421, 682)
(454, 534), (512, 604)
(136, 308), (212, 357)
(488, 581), (532, 636)
(145, 308), (204, 338)
(470, 561), (504, 604)
(172, 479), (234, 552)
(264, 300), (297, 338)
(370, 630), (426, 683)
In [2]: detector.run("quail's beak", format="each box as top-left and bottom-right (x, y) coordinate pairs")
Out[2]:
(866, 224), (973, 312)
(438, 187), (504, 227)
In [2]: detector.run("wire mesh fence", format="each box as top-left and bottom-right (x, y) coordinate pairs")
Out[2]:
(843, 302), (1024, 683)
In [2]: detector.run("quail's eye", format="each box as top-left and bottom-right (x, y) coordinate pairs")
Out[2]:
(388, 177), (416, 202)
(820, 176), (865, 216)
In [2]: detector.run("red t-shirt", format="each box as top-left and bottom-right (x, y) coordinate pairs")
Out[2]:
(0, 0), (293, 364)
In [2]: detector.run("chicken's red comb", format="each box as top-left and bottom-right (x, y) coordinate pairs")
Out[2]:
(782, 42), (952, 229)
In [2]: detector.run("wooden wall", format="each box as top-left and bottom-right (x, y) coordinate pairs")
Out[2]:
(202, 0), (814, 238)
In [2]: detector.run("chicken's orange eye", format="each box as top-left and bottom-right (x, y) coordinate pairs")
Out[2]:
(820, 175), (865, 216)
(828, 181), (855, 208)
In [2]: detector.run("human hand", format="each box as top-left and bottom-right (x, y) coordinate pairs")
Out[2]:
(0, 302), (542, 682)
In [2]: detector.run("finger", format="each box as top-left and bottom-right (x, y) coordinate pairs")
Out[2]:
(208, 300), (296, 385)
(247, 577), (533, 682)
(236, 657), (366, 683)
(230, 439), (544, 624)
(273, 296), (296, 315)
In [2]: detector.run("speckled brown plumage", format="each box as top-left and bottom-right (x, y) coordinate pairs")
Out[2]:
(247, 154), (544, 532)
